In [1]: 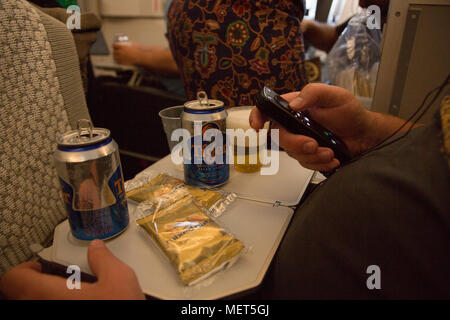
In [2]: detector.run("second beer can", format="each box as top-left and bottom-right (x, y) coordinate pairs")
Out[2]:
(54, 120), (129, 241)
(181, 92), (229, 187)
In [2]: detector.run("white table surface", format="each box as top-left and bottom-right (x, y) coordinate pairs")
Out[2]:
(42, 151), (314, 299)
(139, 150), (314, 206)
(49, 199), (293, 299)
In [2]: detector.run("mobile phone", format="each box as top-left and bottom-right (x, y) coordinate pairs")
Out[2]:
(255, 86), (352, 165)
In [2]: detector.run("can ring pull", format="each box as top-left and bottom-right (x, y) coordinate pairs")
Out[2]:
(77, 119), (94, 140)
(197, 91), (209, 106)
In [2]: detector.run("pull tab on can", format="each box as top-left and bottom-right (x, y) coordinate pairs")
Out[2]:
(56, 119), (111, 148)
(77, 119), (94, 140)
(197, 91), (209, 107)
(184, 92), (224, 111)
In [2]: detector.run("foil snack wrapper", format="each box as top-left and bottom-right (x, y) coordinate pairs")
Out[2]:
(126, 174), (183, 203)
(136, 196), (244, 286)
(126, 173), (236, 218)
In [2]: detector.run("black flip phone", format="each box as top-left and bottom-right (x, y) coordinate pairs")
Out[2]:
(255, 86), (352, 165)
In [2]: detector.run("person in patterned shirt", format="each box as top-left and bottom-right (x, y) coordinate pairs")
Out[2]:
(166, 0), (309, 107)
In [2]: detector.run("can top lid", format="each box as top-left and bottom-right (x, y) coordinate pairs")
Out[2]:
(57, 119), (111, 148)
(184, 91), (224, 111)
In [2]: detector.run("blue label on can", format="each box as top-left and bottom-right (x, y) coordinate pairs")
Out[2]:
(184, 123), (229, 187)
(185, 163), (229, 187)
(60, 166), (129, 240)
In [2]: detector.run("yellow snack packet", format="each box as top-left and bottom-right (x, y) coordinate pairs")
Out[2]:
(126, 174), (183, 203)
(136, 196), (244, 286)
(126, 174), (234, 217)
(185, 185), (223, 210)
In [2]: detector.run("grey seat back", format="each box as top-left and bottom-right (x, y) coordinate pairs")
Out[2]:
(0, 0), (91, 275)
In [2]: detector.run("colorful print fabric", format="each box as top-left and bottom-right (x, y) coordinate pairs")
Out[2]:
(167, 0), (308, 107)
(440, 94), (450, 170)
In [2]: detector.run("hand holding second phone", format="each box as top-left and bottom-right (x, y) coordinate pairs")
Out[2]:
(250, 84), (379, 172)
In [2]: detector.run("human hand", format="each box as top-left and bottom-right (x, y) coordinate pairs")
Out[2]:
(0, 240), (145, 300)
(113, 42), (143, 66)
(250, 83), (376, 171)
(301, 19), (312, 33)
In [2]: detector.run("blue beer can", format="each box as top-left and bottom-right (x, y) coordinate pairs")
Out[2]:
(54, 120), (129, 240)
(182, 92), (229, 187)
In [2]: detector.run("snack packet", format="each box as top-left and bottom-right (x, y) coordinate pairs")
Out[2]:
(126, 173), (235, 218)
(136, 196), (244, 286)
(126, 174), (183, 203)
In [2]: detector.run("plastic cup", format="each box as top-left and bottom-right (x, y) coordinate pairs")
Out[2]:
(159, 105), (184, 152)
(227, 106), (269, 173)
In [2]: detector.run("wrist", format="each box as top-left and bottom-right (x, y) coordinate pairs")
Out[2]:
(359, 111), (408, 152)
(356, 110), (386, 153)
(301, 20), (308, 32)
(133, 50), (143, 66)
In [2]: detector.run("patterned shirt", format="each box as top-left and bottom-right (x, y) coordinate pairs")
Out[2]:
(167, 0), (308, 107)
(440, 93), (450, 169)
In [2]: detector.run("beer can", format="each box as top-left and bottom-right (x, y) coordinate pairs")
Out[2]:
(182, 92), (229, 187)
(54, 120), (129, 241)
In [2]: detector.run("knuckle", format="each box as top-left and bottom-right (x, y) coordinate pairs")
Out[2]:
(301, 162), (316, 171)
(302, 83), (316, 93)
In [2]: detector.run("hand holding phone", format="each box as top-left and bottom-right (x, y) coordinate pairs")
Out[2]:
(255, 86), (352, 166)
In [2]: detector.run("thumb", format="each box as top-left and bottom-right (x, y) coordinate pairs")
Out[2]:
(87, 239), (126, 281)
(289, 83), (354, 111)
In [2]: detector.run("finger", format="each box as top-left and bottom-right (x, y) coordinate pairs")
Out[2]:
(271, 122), (318, 154)
(87, 240), (145, 300)
(87, 240), (130, 282)
(112, 43), (124, 49)
(287, 147), (335, 164)
(289, 83), (354, 111)
(280, 91), (302, 102)
(299, 158), (340, 172)
(285, 154), (340, 171)
(249, 107), (269, 130)
(12, 261), (43, 273)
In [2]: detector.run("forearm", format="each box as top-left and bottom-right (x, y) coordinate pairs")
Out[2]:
(360, 111), (420, 151)
(135, 47), (180, 78)
(302, 20), (339, 52)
